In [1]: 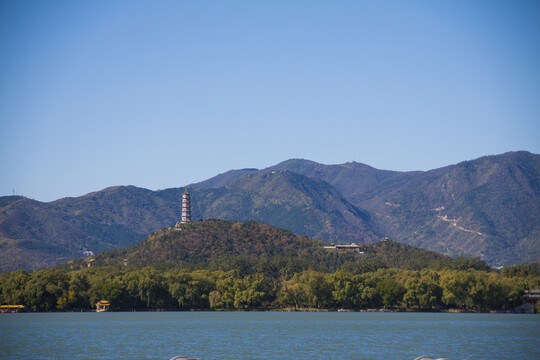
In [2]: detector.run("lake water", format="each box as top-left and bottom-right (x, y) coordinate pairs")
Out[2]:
(0, 312), (539, 360)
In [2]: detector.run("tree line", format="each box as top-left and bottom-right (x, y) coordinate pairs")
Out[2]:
(1, 263), (538, 312)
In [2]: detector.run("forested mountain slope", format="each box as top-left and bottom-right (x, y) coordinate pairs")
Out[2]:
(190, 171), (378, 244)
(351, 151), (540, 266)
(1, 151), (538, 271)
(0, 186), (180, 271)
(265, 152), (540, 266)
(0, 172), (377, 271)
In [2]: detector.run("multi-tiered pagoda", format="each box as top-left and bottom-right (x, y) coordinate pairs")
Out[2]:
(181, 188), (191, 223)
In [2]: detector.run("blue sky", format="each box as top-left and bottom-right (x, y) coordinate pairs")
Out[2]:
(1, 0), (539, 202)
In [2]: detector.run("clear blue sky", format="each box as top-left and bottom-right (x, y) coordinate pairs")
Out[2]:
(1, 0), (539, 202)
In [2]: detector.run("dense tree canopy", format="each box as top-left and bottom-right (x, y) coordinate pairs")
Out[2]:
(1, 263), (538, 312)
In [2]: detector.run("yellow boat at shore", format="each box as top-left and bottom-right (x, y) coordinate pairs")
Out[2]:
(0, 305), (25, 313)
(96, 300), (110, 312)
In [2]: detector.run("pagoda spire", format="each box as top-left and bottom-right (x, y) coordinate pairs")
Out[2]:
(181, 188), (191, 223)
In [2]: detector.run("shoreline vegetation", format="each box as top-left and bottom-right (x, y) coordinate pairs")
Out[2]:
(0, 309), (531, 314)
(1, 264), (538, 314)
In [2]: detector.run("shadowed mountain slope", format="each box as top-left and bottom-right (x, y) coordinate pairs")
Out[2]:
(0, 187), (182, 271)
(191, 171), (378, 244)
(353, 151), (540, 266)
(266, 152), (540, 266)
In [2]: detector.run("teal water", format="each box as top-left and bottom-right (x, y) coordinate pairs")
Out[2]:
(0, 312), (538, 359)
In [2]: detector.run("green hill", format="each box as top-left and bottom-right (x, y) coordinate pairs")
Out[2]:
(82, 220), (477, 274)
(90, 219), (330, 269)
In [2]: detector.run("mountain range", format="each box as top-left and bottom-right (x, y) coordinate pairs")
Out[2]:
(0, 151), (538, 271)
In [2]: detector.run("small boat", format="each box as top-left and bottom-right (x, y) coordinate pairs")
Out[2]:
(96, 300), (110, 312)
(0, 305), (25, 313)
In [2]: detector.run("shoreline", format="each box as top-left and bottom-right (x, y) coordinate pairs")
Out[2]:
(3, 308), (533, 314)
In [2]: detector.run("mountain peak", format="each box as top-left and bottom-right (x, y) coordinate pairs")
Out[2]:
(190, 168), (259, 189)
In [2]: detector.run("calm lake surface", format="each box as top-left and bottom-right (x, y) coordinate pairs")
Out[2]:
(1, 312), (539, 360)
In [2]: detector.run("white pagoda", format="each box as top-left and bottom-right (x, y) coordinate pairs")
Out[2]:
(181, 188), (191, 223)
